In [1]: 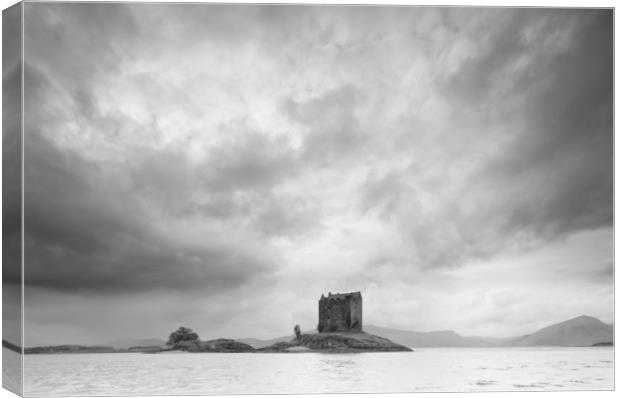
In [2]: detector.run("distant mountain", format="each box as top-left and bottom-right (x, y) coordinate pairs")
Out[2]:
(364, 325), (497, 347)
(505, 315), (613, 347)
(366, 315), (613, 348)
(103, 338), (166, 349)
(592, 342), (613, 346)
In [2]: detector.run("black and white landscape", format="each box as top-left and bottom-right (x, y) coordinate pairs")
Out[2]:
(4, 2), (613, 395)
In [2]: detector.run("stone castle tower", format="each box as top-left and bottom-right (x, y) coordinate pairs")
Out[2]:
(317, 291), (362, 333)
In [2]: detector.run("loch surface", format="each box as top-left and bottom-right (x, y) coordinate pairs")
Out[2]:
(17, 346), (613, 396)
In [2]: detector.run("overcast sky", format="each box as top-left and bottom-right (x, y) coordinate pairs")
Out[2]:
(17, 3), (612, 346)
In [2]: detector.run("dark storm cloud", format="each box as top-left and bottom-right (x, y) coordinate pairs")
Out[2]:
(24, 2), (138, 88)
(23, 129), (277, 293)
(254, 194), (323, 237)
(475, 10), (612, 237)
(2, 64), (22, 284)
(129, 147), (201, 216)
(353, 9), (613, 270)
(444, 8), (537, 103)
(199, 127), (298, 193)
(128, 127), (305, 231)
(21, 54), (281, 293)
(21, 23), (294, 294)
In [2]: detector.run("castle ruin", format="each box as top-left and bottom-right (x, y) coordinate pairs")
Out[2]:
(317, 291), (362, 333)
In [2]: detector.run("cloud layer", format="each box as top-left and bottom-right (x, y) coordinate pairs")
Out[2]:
(21, 4), (612, 344)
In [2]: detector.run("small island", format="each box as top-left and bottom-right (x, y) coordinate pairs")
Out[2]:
(259, 291), (410, 352)
(259, 331), (411, 352)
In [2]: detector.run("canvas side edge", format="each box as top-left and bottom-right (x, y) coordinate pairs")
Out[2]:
(2, 2), (24, 396)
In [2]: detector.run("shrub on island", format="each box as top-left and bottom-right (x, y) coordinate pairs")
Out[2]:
(165, 327), (255, 353)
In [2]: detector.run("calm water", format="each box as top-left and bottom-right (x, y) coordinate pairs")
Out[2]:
(13, 347), (613, 396)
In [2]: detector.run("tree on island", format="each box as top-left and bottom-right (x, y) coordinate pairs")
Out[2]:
(166, 326), (199, 349)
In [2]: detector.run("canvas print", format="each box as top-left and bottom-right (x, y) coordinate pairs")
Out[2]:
(2, 1), (614, 396)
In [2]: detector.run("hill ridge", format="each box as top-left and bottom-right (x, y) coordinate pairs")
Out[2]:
(363, 315), (612, 348)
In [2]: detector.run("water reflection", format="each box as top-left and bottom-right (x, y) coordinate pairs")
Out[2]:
(320, 358), (360, 385)
(320, 359), (356, 372)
